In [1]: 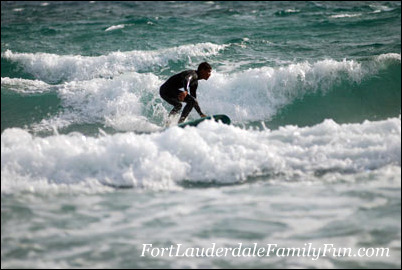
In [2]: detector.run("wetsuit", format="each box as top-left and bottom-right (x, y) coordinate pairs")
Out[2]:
(159, 70), (204, 122)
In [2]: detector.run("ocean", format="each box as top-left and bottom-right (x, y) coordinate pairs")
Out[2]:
(1, 1), (401, 268)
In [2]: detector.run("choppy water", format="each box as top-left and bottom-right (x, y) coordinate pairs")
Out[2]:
(1, 1), (401, 268)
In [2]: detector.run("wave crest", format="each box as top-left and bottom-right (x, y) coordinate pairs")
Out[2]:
(2, 43), (226, 83)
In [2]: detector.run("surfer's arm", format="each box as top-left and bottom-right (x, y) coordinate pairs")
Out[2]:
(188, 81), (205, 116)
(190, 95), (205, 117)
(194, 102), (205, 117)
(189, 84), (197, 98)
(183, 73), (205, 116)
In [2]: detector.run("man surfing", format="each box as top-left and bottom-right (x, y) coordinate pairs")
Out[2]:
(159, 62), (211, 124)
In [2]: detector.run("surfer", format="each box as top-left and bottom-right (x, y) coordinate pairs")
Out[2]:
(159, 62), (211, 123)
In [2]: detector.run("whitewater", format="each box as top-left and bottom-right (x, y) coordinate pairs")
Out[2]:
(1, 1), (401, 269)
(2, 47), (400, 133)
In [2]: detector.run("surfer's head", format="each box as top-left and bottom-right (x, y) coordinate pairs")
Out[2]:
(197, 62), (212, 80)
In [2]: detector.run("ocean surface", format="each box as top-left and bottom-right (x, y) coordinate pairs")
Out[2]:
(1, 1), (401, 269)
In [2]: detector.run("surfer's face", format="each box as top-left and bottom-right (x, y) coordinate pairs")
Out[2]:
(199, 69), (212, 80)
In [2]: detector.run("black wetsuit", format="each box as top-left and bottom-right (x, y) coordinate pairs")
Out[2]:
(159, 70), (204, 122)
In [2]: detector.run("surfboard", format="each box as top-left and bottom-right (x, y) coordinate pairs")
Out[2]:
(177, 114), (231, 128)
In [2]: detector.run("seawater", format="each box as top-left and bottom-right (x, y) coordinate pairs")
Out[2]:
(1, 1), (401, 269)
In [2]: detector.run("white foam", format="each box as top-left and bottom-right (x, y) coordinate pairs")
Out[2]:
(285, 9), (300, 13)
(105, 24), (125, 32)
(330, 13), (362, 19)
(369, 4), (395, 13)
(375, 53), (401, 62)
(30, 72), (163, 133)
(1, 77), (53, 94)
(2, 43), (226, 83)
(2, 117), (400, 194)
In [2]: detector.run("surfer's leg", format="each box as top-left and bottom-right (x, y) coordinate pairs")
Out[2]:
(161, 94), (182, 117)
(169, 103), (182, 117)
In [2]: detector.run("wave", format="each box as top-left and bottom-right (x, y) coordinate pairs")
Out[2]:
(200, 53), (401, 125)
(2, 53), (400, 133)
(1, 77), (54, 94)
(2, 116), (400, 193)
(1, 43), (226, 83)
(1, 80), (61, 133)
(1, 72), (164, 134)
(266, 56), (401, 127)
(1, 70), (166, 133)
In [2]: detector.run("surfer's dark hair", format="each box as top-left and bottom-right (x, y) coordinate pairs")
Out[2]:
(198, 62), (212, 71)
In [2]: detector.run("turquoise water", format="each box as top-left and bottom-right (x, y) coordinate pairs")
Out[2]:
(1, 1), (401, 268)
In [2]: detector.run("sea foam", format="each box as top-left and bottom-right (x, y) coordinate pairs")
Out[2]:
(2, 117), (400, 193)
(2, 43), (226, 83)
